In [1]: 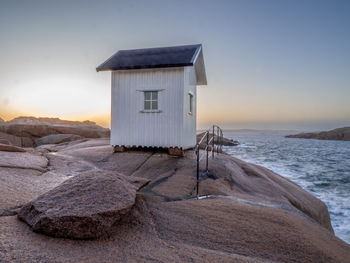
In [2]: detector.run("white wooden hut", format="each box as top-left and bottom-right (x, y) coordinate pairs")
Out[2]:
(96, 44), (207, 155)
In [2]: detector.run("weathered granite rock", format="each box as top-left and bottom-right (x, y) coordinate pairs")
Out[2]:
(0, 139), (11, 145)
(0, 124), (109, 139)
(124, 175), (151, 190)
(0, 143), (26, 152)
(18, 170), (150, 239)
(0, 131), (23, 147)
(7, 117), (101, 127)
(1, 194), (349, 263)
(0, 117), (110, 148)
(0, 151), (48, 171)
(60, 140), (333, 232)
(0, 138), (348, 262)
(35, 134), (84, 146)
(0, 168), (66, 215)
(45, 151), (99, 177)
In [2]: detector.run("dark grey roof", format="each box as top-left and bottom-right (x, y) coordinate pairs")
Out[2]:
(97, 44), (207, 85)
(96, 44), (202, 71)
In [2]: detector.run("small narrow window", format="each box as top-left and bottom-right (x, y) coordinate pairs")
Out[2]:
(189, 93), (193, 114)
(144, 91), (158, 110)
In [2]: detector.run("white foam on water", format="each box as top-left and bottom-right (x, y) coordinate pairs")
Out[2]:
(223, 133), (350, 244)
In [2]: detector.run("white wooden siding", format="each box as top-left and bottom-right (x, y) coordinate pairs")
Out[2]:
(111, 67), (186, 148)
(183, 66), (197, 149)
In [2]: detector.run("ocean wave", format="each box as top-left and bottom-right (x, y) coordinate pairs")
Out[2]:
(223, 132), (350, 244)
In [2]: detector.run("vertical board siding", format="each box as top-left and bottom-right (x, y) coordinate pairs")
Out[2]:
(111, 67), (185, 148)
(183, 66), (197, 149)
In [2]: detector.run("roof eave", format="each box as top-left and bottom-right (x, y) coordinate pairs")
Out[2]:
(96, 63), (194, 72)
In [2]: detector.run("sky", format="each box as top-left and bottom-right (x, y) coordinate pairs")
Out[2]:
(0, 0), (349, 131)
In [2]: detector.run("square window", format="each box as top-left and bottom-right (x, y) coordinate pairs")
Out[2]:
(144, 91), (158, 111)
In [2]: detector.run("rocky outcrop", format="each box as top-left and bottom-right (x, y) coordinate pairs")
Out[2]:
(35, 134), (84, 146)
(0, 116), (110, 147)
(0, 168), (66, 216)
(0, 139), (11, 145)
(0, 149), (63, 216)
(197, 132), (239, 147)
(0, 138), (348, 262)
(7, 117), (102, 128)
(0, 151), (48, 172)
(286, 127), (350, 141)
(51, 140), (333, 232)
(18, 170), (150, 239)
(0, 131), (24, 147)
(0, 144), (25, 152)
(0, 124), (109, 139)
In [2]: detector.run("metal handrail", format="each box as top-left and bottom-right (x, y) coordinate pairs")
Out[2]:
(195, 125), (224, 198)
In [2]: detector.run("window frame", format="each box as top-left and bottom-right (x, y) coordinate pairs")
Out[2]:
(143, 91), (159, 112)
(188, 92), (194, 115)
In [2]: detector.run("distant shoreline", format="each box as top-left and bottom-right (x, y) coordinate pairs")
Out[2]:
(286, 127), (350, 141)
(198, 129), (300, 134)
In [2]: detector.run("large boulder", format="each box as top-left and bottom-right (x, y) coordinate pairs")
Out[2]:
(35, 134), (84, 146)
(18, 170), (150, 239)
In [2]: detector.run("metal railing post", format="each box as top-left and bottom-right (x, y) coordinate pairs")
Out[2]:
(206, 131), (209, 173)
(217, 127), (219, 153)
(221, 130), (223, 152)
(219, 130), (222, 152)
(212, 126), (215, 158)
(196, 148), (199, 199)
(195, 126), (224, 199)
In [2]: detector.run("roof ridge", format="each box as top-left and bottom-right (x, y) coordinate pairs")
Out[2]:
(96, 44), (204, 74)
(117, 44), (201, 53)
(190, 45), (202, 64)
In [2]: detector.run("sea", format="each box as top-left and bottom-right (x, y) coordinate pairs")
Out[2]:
(222, 131), (350, 244)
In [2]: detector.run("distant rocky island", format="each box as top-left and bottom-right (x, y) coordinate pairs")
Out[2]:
(286, 127), (350, 141)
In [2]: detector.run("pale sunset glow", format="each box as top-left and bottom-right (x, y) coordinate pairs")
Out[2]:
(1, 0), (349, 130)
(1, 0), (350, 256)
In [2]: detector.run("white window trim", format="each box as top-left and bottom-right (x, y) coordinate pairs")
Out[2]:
(140, 110), (162, 113)
(144, 91), (158, 110)
(136, 89), (165, 92)
(138, 89), (164, 113)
